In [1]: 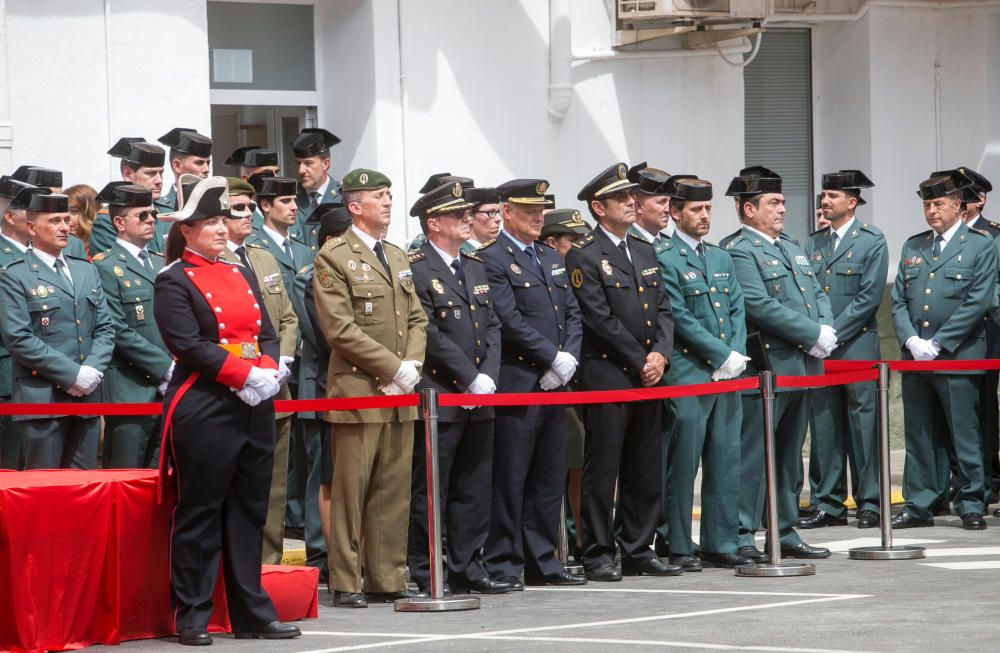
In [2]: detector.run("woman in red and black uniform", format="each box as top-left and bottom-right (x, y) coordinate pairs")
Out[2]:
(154, 176), (300, 646)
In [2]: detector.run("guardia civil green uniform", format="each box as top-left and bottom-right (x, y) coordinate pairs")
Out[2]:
(727, 223), (833, 549)
(290, 128), (343, 252)
(891, 175), (997, 523)
(93, 138), (169, 254)
(657, 229), (746, 558)
(0, 232), (27, 469)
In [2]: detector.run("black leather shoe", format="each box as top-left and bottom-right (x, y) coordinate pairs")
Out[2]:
(891, 512), (934, 529)
(495, 576), (524, 591)
(700, 551), (756, 568)
(668, 554), (703, 572)
(798, 505), (818, 519)
(797, 510), (848, 529)
(234, 621), (301, 640)
(178, 628), (212, 646)
(451, 577), (514, 594)
(586, 562), (622, 582)
(856, 509), (880, 529)
(622, 557), (683, 577)
(365, 589), (427, 603)
(333, 591), (368, 608)
(961, 513), (987, 530)
(526, 570), (587, 586)
(736, 546), (768, 564)
(779, 543), (832, 559)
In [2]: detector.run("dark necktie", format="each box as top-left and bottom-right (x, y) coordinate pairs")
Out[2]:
(695, 242), (705, 260)
(932, 234), (944, 259)
(450, 258), (465, 286)
(282, 238), (293, 261)
(618, 240), (630, 262)
(235, 245), (253, 272)
(311, 191), (320, 209)
(774, 238), (789, 262)
(54, 258), (73, 290)
(138, 249), (154, 276)
(525, 245), (544, 277)
(373, 241), (391, 275)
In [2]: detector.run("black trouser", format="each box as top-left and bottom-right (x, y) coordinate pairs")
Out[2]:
(407, 416), (494, 589)
(484, 404), (566, 582)
(581, 399), (661, 568)
(168, 386), (278, 632)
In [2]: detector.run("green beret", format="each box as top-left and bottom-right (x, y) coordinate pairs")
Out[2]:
(226, 177), (255, 196)
(342, 168), (392, 192)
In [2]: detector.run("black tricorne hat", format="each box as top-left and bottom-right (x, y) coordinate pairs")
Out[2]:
(108, 138), (165, 167)
(822, 169), (874, 205)
(158, 128), (213, 157)
(225, 145), (279, 168)
(666, 176), (713, 201)
(11, 166), (62, 188)
(918, 170), (973, 201)
(9, 186), (52, 211)
(291, 128), (341, 158)
(0, 176), (35, 200)
(97, 182), (153, 208)
(254, 176), (298, 199)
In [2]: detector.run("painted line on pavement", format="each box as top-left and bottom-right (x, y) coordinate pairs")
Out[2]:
(920, 560), (1000, 570)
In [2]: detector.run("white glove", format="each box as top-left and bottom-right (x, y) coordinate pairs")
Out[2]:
(551, 351), (578, 385)
(157, 362), (175, 395)
(539, 369), (562, 391)
(463, 373), (497, 410)
(65, 384), (87, 397)
(380, 380), (406, 396)
(713, 351), (751, 381)
(393, 360), (423, 393)
(906, 336), (941, 361)
(245, 366), (281, 400)
(73, 365), (104, 395)
(236, 385), (263, 406)
(278, 356), (295, 385)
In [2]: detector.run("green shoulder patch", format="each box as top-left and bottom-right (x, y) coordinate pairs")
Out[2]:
(316, 266), (335, 288)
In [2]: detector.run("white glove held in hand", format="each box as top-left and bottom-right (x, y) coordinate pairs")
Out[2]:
(906, 336), (941, 361)
(393, 360), (423, 393)
(551, 352), (578, 385)
(539, 370), (562, 391)
(380, 381), (405, 396)
(278, 356), (295, 384)
(72, 365), (104, 395)
(236, 386), (263, 406)
(466, 373), (496, 395)
(808, 324), (838, 358)
(157, 362), (175, 395)
(712, 351), (751, 381)
(245, 366), (281, 400)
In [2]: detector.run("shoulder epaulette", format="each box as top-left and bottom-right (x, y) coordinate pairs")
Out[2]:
(91, 251), (107, 261)
(989, 220), (1000, 230)
(65, 254), (90, 262)
(970, 227), (991, 238)
(383, 240), (405, 254)
(459, 250), (481, 262)
(572, 234), (595, 249)
(906, 229), (933, 242)
(320, 235), (348, 253)
(474, 238), (497, 251)
(725, 235), (746, 249)
(408, 249), (426, 263)
(149, 250), (164, 259)
(3, 258), (26, 269)
(246, 241), (265, 249)
(808, 228), (828, 237)
(860, 222), (884, 237)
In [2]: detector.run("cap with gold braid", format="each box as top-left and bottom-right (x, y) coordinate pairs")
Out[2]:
(577, 162), (638, 202)
(410, 181), (473, 217)
(540, 208), (590, 240)
(496, 179), (555, 206)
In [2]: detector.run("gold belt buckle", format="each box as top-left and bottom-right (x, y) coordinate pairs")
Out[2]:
(241, 343), (257, 359)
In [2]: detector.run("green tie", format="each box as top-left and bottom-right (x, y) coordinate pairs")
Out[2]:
(138, 249), (154, 276)
(932, 234), (943, 259)
(54, 258), (73, 290)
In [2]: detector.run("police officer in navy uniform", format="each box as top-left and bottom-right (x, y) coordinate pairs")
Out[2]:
(566, 163), (679, 581)
(154, 176), (300, 645)
(406, 182), (512, 595)
(408, 173), (475, 252)
(0, 188), (115, 469)
(478, 178), (585, 588)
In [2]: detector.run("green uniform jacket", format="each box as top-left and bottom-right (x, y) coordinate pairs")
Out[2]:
(726, 228), (833, 381)
(291, 264), (323, 420)
(92, 206), (167, 256)
(93, 243), (172, 403)
(657, 237), (746, 383)
(891, 222), (997, 367)
(246, 227), (313, 293)
(0, 250), (115, 419)
(804, 220), (888, 360)
(0, 235), (27, 397)
(296, 175), (343, 253)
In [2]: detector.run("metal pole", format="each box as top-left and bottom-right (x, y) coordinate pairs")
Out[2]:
(737, 371), (815, 577)
(849, 363), (924, 560)
(559, 499), (583, 575)
(396, 389), (480, 611)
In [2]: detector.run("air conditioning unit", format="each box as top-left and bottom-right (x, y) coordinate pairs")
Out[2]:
(618, 0), (772, 27)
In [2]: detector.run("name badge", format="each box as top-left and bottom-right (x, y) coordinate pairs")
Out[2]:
(364, 301), (373, 315)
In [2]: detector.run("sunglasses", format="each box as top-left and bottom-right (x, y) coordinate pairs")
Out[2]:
(135, 210), (158, 221)
(230, 201), (258, 214)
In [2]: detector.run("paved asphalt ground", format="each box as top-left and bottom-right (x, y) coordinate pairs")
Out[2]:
(111, 452), (1000, 653)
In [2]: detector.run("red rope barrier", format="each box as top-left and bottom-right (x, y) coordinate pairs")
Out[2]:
(775, 368), (878, 389)
(824, 358), (1000, 373)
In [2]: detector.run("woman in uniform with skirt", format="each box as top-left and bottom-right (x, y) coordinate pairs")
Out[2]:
(154, 175), (301, 646)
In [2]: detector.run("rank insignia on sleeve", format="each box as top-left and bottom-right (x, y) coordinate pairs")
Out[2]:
(571, 268), (584, 288)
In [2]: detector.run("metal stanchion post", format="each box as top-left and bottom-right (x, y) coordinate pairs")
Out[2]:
(396, 389), (480, 612)
(560, 500), (583, 575)
(849, 363), (924, 560)
(737, 371), (815, 577)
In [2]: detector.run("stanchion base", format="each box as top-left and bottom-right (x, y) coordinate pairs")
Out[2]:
(564, 564), (584, 575)
(394, 596), (481, 612)
(735, 562), (816, 577)
(848, 545), (925, 560)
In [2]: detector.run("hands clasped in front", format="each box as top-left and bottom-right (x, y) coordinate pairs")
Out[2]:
(807, 324), (838, 359)
(67, 365), (104, 397)
(236, 366), (282, 407)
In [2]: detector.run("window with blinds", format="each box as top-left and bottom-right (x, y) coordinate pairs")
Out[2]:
(744, 27), (814, 243)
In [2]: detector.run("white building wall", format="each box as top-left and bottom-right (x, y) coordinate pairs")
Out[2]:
(4, 0), (210, 191)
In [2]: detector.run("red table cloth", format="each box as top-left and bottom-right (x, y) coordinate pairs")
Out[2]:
(0, 470), (316, 653)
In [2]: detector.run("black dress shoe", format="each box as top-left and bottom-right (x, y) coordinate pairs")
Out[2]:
(494, 575), (524, 591)
(234, 621), (301, 640)
(797, 510), (848, 529)
(333, 591), (368, 608)
(622, 557), (683, 577)
(891, 512), (934, 529)
(586, 562), (622, 582)
(526, 570), (587, 586)
(779, 542), (832, 559)
(668, 554), (703, 572)
(736, 546), (768, 564)
(450, 577), (514, 594)
(700, 552), (756, 568)
(178, 628), (212, 646)
(856, 509), (880, 529)
(798, 505), (818, 519)
(961, 513), (987, 530)
(365, 589), (427, 603)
